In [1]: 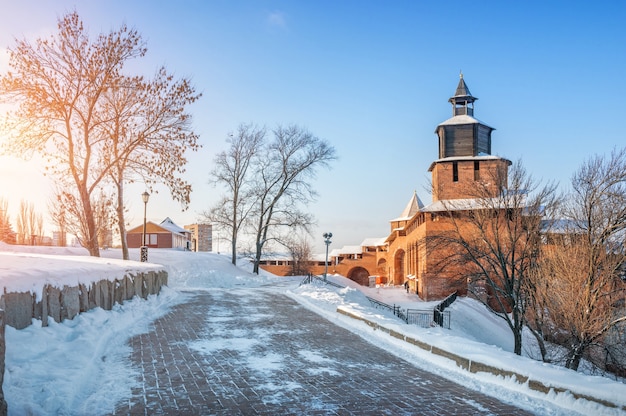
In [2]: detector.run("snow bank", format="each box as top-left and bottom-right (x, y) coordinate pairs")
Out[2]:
(1, 245), (625, 415)
(288, 277), (626, 415)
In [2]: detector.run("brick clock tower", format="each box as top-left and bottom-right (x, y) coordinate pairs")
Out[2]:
(429, 73), (511, 201)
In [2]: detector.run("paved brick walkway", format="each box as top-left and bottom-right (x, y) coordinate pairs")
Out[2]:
(112, 289), (535, 415)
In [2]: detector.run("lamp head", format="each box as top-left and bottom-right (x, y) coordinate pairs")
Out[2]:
(141, 191), (150, 204)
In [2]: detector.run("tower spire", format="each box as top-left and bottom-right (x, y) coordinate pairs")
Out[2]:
(450, 72), (476, 116)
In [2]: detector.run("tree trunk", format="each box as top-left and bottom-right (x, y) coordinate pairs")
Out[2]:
(80, 184), (100, 257)
(230, 233), (237, 266)
(230, 197), (238, 265)
(119, 216), (129, 260)
(253, 241), (262, 274)
(565, 343), (585, 371)
(513, 327), (523, 356)
(115, 180), (129, 260)
(252, 217), (266, 274)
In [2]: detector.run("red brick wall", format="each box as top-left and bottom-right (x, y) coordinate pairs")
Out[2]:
(127, 233), (142, 248)
(157, 233), (172, 249)
(258, 251), (379, 285)
(431, 158), (510, 202)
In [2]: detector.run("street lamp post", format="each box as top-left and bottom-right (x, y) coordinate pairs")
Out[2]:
(141, 191), (150, 262)
(323, 232), (332, 283)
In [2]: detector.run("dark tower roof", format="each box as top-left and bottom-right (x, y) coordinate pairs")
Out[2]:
(435, 74), (494, 158)
(451, 72), (475, 101)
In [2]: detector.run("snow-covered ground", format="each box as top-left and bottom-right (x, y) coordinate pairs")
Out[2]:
(1, 244), (625, 415)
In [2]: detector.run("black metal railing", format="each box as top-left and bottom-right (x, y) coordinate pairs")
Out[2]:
(437, 291), (458, 311)
(433, 291), (457, 328)
(431, 309), (451, 328)
(300, 276), (452, 329)
(394, 305), (407, 322)
(407, 309), (443, 328)
(366, 296), (393, 312)
(366, 297), (445, 328)
(300, 273), (344, 289)
(299, 274), (313, 286)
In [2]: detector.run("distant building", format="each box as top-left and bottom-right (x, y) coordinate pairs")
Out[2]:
(52, 231), (67, 247)
(258, 238), (385, 282)
(126, 217), (191, 250)
(184, 223), (213, 252)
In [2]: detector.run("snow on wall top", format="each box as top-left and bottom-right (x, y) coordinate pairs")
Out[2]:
(0, 249), (163, 301)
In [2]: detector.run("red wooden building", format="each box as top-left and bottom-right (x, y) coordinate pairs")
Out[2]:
(126, 217), (192, 250)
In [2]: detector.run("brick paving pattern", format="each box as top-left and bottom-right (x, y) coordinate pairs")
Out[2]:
(112, 289), (534, 415)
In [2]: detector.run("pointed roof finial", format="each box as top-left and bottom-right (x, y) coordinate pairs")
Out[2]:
(453, 73), (473, 99)
(460, 70), (463, 79)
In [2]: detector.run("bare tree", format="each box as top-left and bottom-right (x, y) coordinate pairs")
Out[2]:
(49, 194), (68, 247)
(50, 184), (114, 250)
(536, 148), (626, 371)
(525, 253), (554, 363)
(250, 125), (336, 274)
(101, 70), (201, 259)
(15, 201), (27, 245)
(16, 200), (28, 245)
(0, 198), (16, 244)
(0, 12), (147, 256)
(283, 234), (313, 276)
(15, 200), (44, 245)
(34, 212), (44, 245)
(430, 161), (556, 355)
(204, 124), (264, 264)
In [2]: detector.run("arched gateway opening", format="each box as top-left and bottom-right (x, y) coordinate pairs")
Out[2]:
(394, 249), (405, 286)
(348, 267), (370, 286)
(377, 258), (388, 284)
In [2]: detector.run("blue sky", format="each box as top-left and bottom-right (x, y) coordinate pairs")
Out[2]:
(0, 1), (625, 252)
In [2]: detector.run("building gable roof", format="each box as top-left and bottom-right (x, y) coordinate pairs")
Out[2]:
(360, 237), (386, 247)
(159, 217), (188, 235)
(127, 221), (171, 234)
(329, 245), (363, 257)
(390, 191), (424, 222)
